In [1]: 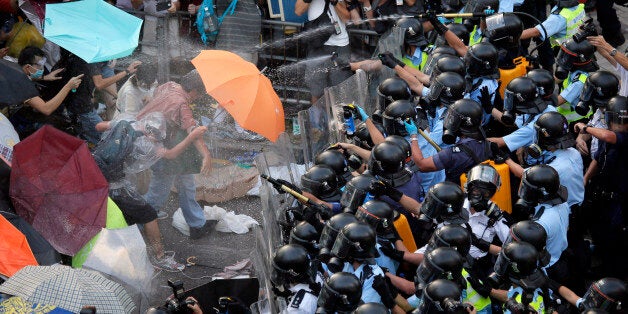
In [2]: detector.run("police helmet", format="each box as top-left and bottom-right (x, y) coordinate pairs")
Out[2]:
(605, 96), (628, 126)
(319, 213), (359, 259)
(420, 279), (463, 313)
(289, 221), (320, 255)
(504, 77), (546, 114)
(464, 0), (499, 14)
(426, 224), (473, 256)
(271, 244), (311, 286)
(317, 272), (363, 313)
(557, 0), (580, 8)
(526, 69), (556, 99)
(340, 173), (378, 213)
(528, 112), (575, 158)
(384, 135), (411, 159)
(355, 200), (397, 239)
(377, 77), (413, 109)
(382, 100), (419, 137)
(331, 221), (380, 260)
(416, 247), (465, 291)
(576, 71), (620, 116)
(353, 122), (385, 150)
(368, 141), (406, 177)
(464, 43), (499, 78)
(493, 241), (539, 281)
(420, 182), (466, 224)
(557, 39), (598, 72)
(442, 99), (484, 144)
(518, 165), (567, 207)
(505, 220), (551, 267)
(315, 149), (352, 186)
(427, 72), (466, 108)
(484, 13), (524, 50)
(583, 310), (611, 314)
(443, 0), (464, 12)
(582, 278), (626, 313)
(448, 23), (470, 46)
(423, 47), (458, 77)
(432, 56), (466, 80)
(301, 165), (341, 202)
(396, 17), (428, 48)
(464, 164), (501, 211)
(353, 303), (389, 314)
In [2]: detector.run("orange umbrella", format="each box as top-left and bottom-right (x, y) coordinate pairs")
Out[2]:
(0, 214), (38, 277)
(191, 50), (285, 142)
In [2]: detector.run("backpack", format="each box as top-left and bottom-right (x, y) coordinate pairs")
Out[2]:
(196, 0), (238, 45)
(92, 120), (138, 182)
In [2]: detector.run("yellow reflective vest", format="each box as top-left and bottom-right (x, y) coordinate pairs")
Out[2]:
(550, 4), (586, 47)
(462, 270), (492, 312)
(557, 72), (591, 123)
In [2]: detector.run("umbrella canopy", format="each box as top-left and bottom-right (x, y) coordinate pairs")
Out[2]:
(191, 50), (284, 142)
(0, 59), (39, 107)
(10, 125), (109, 256)
(0, 264), (136, 313)
(1, 210), (61, 266)
(0, 296), (73, 313)
(43, 0), (142, 63)
(0, 213), (38, 277)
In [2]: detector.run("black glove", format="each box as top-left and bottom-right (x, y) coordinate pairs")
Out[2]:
(471, 233), (491, 252)
(372, 275), (397, 309)
(378, 52), (405, 69)
(427, 11), (449, 36)
(380, 245), (405, 262)
(370, 180), (404, 202)
(490, 142), (509, 164)
(275, 179), (302, 194)
(303, 0), (312, 4)
(312, 202), (332, 220)
(327, 257), (345, 273)
(479, 86), (493, 114)
(467, 276), (492, 298)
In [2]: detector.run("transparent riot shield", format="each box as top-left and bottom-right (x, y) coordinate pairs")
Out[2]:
(325, 69), (371, 144)
(249, 226), (278, 314)
(298, 98), (332, 166)
(371, 27), (404, 110)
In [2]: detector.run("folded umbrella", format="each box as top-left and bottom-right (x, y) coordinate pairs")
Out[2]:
(191, 50), (285, 142)
(43, 0), (143, 63)
(0, 59), (39, 107)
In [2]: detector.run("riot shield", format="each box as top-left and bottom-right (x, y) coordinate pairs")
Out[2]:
(298, 98), (332, 166)
(249, 226), (277, 314)
(325, 70), (371, 144)
(371, 27), (404, 111)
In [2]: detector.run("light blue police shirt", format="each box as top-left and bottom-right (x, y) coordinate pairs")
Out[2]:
(498, 0), (524, 13)
(548, 148), (584, 206)
(560, 71), (587, 105)
(534, 202), (569, 268)
(342, 262), (385, 303)
(534, 6), (568, 41)
(375, 242), (400, 274)
(503, 105), (557, 152)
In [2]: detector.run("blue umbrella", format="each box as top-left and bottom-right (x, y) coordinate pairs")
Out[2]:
(43, 0), (143, 63)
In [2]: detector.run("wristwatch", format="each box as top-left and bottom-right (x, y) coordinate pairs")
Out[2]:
(582, 126), (589, 134)
(610, 48), (618, 57)
(362, 5), (371, 12)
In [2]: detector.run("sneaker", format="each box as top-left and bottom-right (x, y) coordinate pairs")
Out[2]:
(189, 220), (216, 240)
(156, 210), (168, 219)
(153, 252), (185, 272)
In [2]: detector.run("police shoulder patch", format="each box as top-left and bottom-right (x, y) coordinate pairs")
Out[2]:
(453, 146), (462, 153)
(290, 289), (306, 308)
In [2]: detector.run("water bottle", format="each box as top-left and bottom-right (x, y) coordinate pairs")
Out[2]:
(202, 7), (218, 33)
(343, 105), (355, 136)
(364, 192), (374, 203)
(292, 117), (300, 135)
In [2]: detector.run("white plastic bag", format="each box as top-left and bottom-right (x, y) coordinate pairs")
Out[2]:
(171, 205), (259, 236)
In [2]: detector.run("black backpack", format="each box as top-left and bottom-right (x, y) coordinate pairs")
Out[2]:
(93, 120), (138, 182)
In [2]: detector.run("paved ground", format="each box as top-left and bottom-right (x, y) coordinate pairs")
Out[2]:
(588, 4), (628, 71)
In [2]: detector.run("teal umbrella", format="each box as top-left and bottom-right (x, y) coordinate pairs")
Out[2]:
(43, 0), (143, 63)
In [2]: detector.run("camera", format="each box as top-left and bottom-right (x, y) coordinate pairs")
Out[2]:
(164, 279), (196, 314)
(572, 18), (598, 43)
(442, 298), (474, 314)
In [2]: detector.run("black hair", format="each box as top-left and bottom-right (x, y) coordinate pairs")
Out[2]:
(180, 69), (205, 92)
(133, 62), (158, 88)
(17, 46), (45, 67)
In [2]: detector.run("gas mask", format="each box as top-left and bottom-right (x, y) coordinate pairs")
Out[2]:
(442, 108), (469, 145)
(467, 185), (491, 212)
(513, 176), (543, 216)
(501, 89), (522, 126)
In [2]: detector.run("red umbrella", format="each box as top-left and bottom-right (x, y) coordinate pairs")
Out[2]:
(9, 126), (108, 256)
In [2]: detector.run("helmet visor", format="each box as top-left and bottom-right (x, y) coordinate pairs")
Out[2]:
(427, 79), (446, 104)
(517, 176), (543, 203)
(503, 89), (524, 112)
(420, 193), (450, 221)
(319, 223), (340, 252)
(580, 81), (596, 103)
(416, 261), (440, 289)
(466, 165), (501, 191)
(493, 249), (511, 278)
(556, 44), (578, 70)
(340, 182), (367, 211)
(443, 108), (465, 135)
(582, 283), (620, 311)
(330, 231), (353, 259)
(484, 13), (505, 40)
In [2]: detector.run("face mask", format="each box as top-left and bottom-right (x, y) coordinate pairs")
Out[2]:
(30, 68), (44, 79)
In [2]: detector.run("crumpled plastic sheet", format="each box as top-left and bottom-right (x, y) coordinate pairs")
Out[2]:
(172, 205), (259, 236)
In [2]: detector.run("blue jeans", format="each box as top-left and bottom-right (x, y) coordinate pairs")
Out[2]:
(144, 163), (206, 228)
(77, 110), (102, 145)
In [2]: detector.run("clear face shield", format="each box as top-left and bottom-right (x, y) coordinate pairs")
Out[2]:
(582, 282), (623, 312)
(556, 44), (579, 71)
(270, 261), (300, 287)
(355, 205), (394, 236)
(330, 231), (355, 259)
(340, 182), (368, 212)
(503, 89), (526, 113)
(317, 281), (357, 312)
(420, 192), (452, 222)
(382, 113), (412, 137)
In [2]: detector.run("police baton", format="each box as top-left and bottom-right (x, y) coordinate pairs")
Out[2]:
(414, 12), (487, 19)
(260, 174), (331, 216)
(418, 128), (442, 152)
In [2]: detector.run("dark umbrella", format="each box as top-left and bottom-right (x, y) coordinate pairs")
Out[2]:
(0, 59), (39, 107)
(9, 125), (108, 256)
(0, 210), (61, 266)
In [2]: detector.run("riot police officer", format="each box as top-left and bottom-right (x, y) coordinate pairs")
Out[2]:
(503, 220), (551, 268)
(301, 164), (341, 217)
(319, 213), (358, 262)
(579, 278), (627, 313)
(555, 39), (600, 125)
(290, 221), (321, 257)
(513, 165), (569, 282)
(505, 111), (584, 206)
(340, 172), (379, 214)
(353, 303), (390, 314)
(526, 68), (558, 107)
(416, 279), (474, 314)
(407, 99), (494, 183)
(519, 0), (585, 50)
(461, 43), (500, 126)
(489, 77), (557, 152)
(576, 96), (628, 280)
(316, 272), (362, 313)
(377, 77), (413, 113)
(271, 244), (322, 313)
(574, 71), (620, 157)
(315, 149), (353, 187)
(397, 17), (430, 72)
(420, 181), (467, 225)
